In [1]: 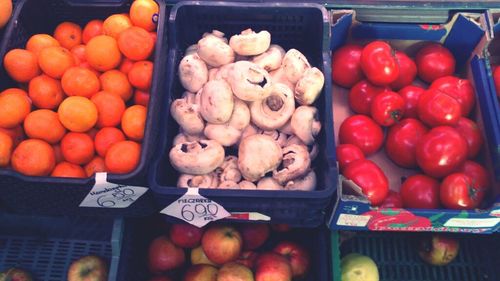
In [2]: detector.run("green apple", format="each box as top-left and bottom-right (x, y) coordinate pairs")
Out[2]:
(341, 253), (379, 281)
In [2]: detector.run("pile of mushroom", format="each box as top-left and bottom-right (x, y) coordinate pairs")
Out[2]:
(169, 28), (325, 191)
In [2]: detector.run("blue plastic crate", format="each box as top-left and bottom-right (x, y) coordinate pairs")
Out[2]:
(148, 1), (337, 227)
(0, 212), (123, 281)
(0, 0), (169, 217)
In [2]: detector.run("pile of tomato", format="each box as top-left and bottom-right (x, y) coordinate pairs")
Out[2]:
(333, 41), (490, 210)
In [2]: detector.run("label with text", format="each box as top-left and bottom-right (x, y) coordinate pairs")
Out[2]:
(444, 217), (500, 228)
(337, 214), (371, 227)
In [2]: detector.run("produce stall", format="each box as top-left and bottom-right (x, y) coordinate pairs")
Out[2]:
(0, 0), (499, 281)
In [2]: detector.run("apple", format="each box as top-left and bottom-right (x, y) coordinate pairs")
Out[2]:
(235, 251), (258, 269)
(149, 276), (173, 281)
(202, 225), (242, 265)
(418, 234), (459, 266)
(271, 224), (291, 232)
(273, 241), (310, 277)
(191, 246), (218, 266)
(170, 223), (204, 248)
(67, 255), (108, 281)
(238, 224), (270, 250)
(0, 268), (33, 281)
(341, 253), (379, 281)
(255, 252), (292, 281)
(183, 264), (218, 281)
(148, 235), (186, 273)
(218, 262), (254, 281)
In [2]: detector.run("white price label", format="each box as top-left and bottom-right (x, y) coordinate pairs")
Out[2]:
(79, 173), (148, 208)
(161, 188), (231, 228)
(336, 214), (371, 227)
(444, 217), (500, 228)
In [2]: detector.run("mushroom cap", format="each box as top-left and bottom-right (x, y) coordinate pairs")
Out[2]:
(208, 67), (219, 81)
(214, 63), (235, 81)
(185, 44), (198, 55)
(199, 80), (234, 124)
(270, 68), (295, 92)
(285, 170), (316, 191)
(273, 144), (311, 184)
(197, 30), (235, 67)
(218, 181), (240, 189)
(177, 173), (219, 189)
(238, 134), (283, 182)
(228, 61), (272, 102)
(179, 53), (209, 93)
(286, 135), (319, 161)
(291, 106), (321, 145)
(282, 49), (311, 84)
(204, 124), (242, 147)
(169, 140), (225, 175)
(259, 130), (288, 148)
(250, 83), (295, 130)
(170, 98), (205, 135)
(257, 177), (283, 190)
(229, 29), (271, 56)
(239, 180), (257, 189)
(252, 44), (286, 72)
(228, 98), (251, 131)
(294, 67), (325, 105)
(238, 123), (259, 145)
(173, 132), (205, 146)
(279, 120), (294, 135)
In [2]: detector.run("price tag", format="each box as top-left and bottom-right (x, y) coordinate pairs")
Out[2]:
(79, 173), (148, 208)
(161, 188), (231, 228)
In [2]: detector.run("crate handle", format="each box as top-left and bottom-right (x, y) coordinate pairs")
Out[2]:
(65, 0), (126, 6)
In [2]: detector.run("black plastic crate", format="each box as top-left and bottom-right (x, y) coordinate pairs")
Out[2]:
(149, 1), (336, 227)
(0, 0), (169, 217)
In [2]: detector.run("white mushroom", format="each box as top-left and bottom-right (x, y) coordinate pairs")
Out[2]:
(170, 96), (205, 135)
(279, 120), (294, 135)
(169, 140), (225, 175)
(273, 144), (311, 184)
(259, 130), (288, 148)
(285, 170), (316, 191)
(286, 135), (319, 161)
(239, 180), (257, 190)
(229, 29), (271, 56)
(173, 132), (204, 145)
(250, 83), (295, 130)
(228, 61), (272, 102)
(238, 134), (283, 182)
(270, 68), (295, 92)
(214, 63), (235, 81)
(215, 156), (242, 183)
(208, 68), (219, 81)
(239, 124), (259, 144)
(228, 98), (251, 131)
(257, 177), (283, 190)
(179, 53), (209, 93)
(295, 67), (324, 105)
(218, 181), (240, 189)
(282, 49), (311, 84)
(252, 44), (285, 72)
(185, 44), (198, 55)
(203, 98), (250, 147)
(197, 30), (235, 67)
(177, 173), (219, 189)
(291, 106), (321, 145)
(199, 80), (234, 124)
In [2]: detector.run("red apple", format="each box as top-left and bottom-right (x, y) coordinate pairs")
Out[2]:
(0, 268), (33, 281)
(238, 224), (270, 250)
(235, 250), (259, 269)
(273, 241), (310, 278)
(149, 276), (173, 281)
(183, 264), (218, 281)
(148, 235), (186, 273)
(218, 262), (254, 281)
(418, 234), (460, 266)
(255, 252), (292, 281)
(170, 223), (204, 248)
(67, 256), (108, 281)
(271, 224), (291, 232)
(201, 225), (242, 265)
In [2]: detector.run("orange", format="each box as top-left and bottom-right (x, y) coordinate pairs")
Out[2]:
(53, 22), (82, 50)
(94, 127), (126, 157)
(79, 62), (101, 77)
(84, 156), (106, 177)
(99, 70), (132, 101)
(85, 35), (122, 72)
(0, 130), (13, 167)
(0, 126), (25, 147)
(4, 49), (41, 82)
(53, 144), (63, 163)
(0, 0), (12, 29)
(118, 26), (154, 61)
(60, 132), (95, 165)
(150, 32), (157, 45)
(105, 141), (141, 174)
(134, 89), (150, 106)
(71, 44), (86, 64)
(24, 109), (66, 144)
(121, 105), (146, 141)
(51, 161), (86, 178)
(26, 34), (61, 57)
(119, 58), (134, 74)
(58, 96), (98, 132)
(130, 0), (159, 32)
(0, 88), (31, 129)
(103, 14), (132, 39)
(28, 74), (64, 109)
(38, 46), (76, 79)
(90, 91), (126, 128)
(61, 66), (100, 98)
(128, 60), (153, 90)
(11, 139), (55, 176)
(82, 19), (104, 44)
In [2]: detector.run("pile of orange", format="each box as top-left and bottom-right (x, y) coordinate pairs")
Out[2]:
(0, 0), (159, 178)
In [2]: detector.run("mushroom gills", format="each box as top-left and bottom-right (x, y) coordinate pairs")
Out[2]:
(273, 144), (311, 184)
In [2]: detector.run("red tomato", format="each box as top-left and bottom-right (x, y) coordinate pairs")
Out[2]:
(415, 43), (456, 83)
(343, 159), (389, 206)
(417, 88), (462, 127)
(380, 190), (403, 208)
(385, 118), (428, 168)
(360, 41), (399, 86)
(332, 44), (364, 88)
(336, 144), (365, 172)
(338, 115), (384, 155)
(399, 85), (425, 118)
(453, 117), (483, 159)
(455, 160), (490, 192)
(430, 76), (475, 117)
(494, 65), (500, 98)
(440, 173), (484, 209)
(348, 79), (387, 115)
(370, 90), (405, 126)
(390, 51), (417, 90)
(416, 126), (468, 178)
(400, 174), (440, 209)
